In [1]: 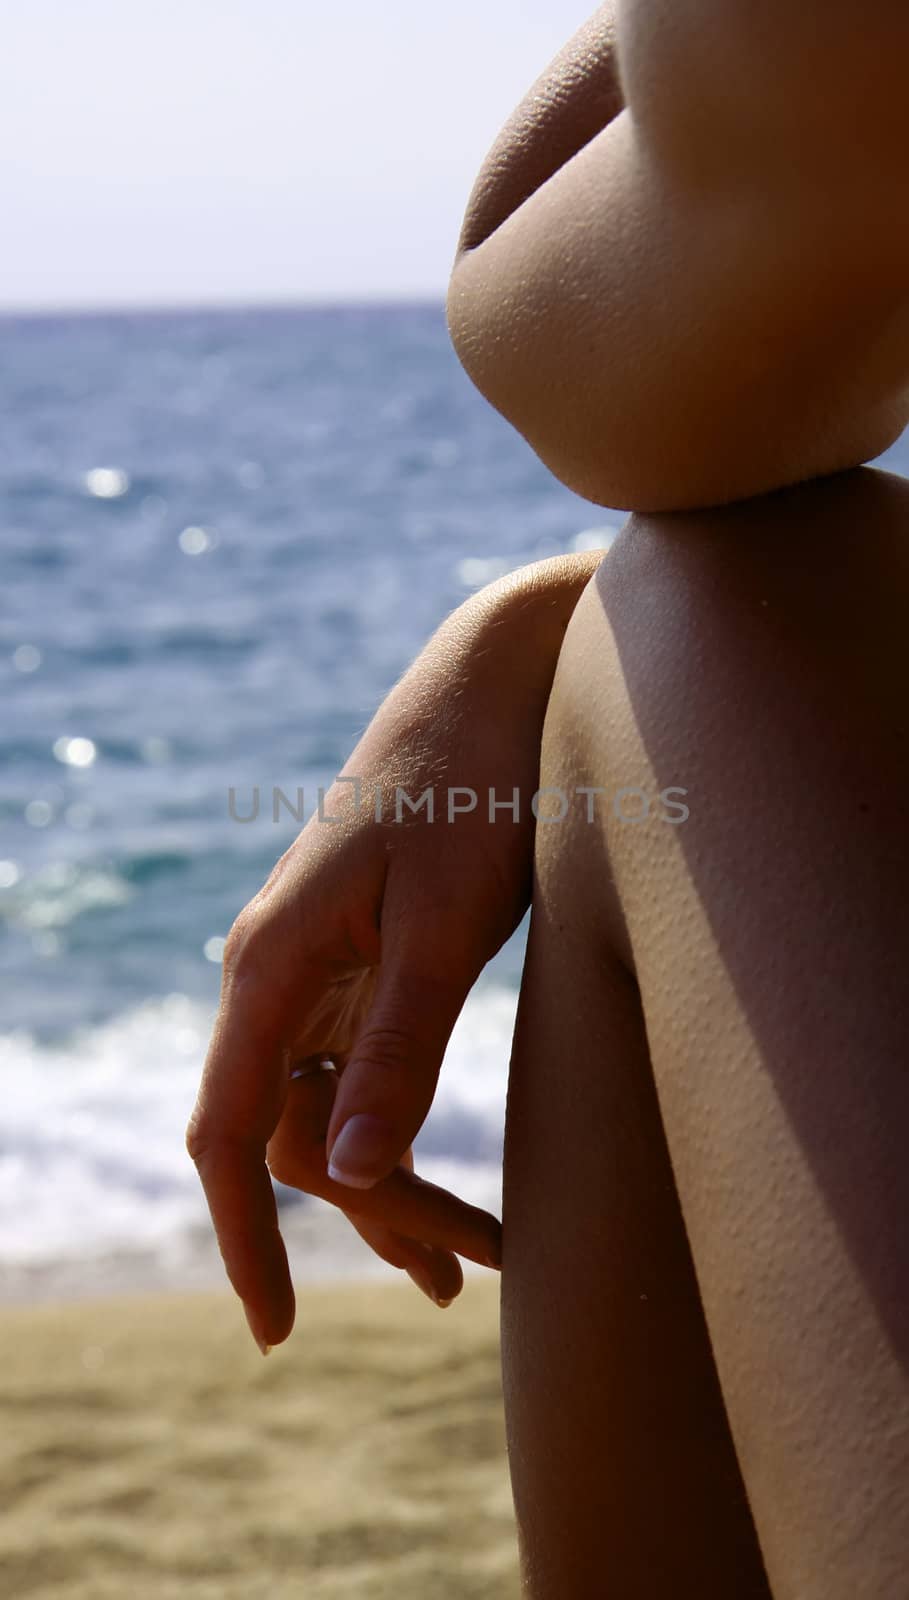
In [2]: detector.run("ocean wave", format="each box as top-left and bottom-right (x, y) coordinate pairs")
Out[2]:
(0, 985), (515, 1269)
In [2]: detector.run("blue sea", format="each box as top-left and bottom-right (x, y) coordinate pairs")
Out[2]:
(0, 303), (633, 1277)
(3, 304), (907, 1281)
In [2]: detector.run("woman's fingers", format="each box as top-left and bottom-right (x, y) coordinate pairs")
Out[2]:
(329, 1166), (501, 1267)
(322, 885), (480, 1192)
(343, 1213), (465, 1307)
(273, 1100), (464, 1312)
(188, 870), (499, 1357)
(267, 1066), (502, 1269)
(401, 1242), (465, 1308)
(272, 1088), (467, 1305)
(185, 910), (335, 1353)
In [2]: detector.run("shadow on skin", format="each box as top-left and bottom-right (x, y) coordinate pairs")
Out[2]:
(596, 464), (909, 1373)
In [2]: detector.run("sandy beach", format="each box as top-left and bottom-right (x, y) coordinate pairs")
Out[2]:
(0, 1272), (518, 1599)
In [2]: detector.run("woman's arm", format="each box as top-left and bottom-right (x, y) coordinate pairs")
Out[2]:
(187, 550), (607, 1348)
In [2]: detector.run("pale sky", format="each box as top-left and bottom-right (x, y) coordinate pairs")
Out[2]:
(0, 0), (588, 311)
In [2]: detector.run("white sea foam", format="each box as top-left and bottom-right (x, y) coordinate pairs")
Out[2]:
(0, 985), (516, 1271)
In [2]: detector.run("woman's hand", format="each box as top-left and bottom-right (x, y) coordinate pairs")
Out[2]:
(186, 553), (605, 1352)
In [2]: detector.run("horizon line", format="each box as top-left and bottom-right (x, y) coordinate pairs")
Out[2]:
(0, 292), (449, 323)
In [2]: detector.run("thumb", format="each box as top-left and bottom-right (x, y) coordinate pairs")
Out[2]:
(324, 958), (468, 1191)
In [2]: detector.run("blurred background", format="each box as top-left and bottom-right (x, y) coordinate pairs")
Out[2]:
(0, 1), (634, 1297)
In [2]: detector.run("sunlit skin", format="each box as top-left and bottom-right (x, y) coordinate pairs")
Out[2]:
(447, 1), (909, 511)
(503, 468), (909, 1597)
(188, 4), (909, 1593)
(187, 553), (604, 1340)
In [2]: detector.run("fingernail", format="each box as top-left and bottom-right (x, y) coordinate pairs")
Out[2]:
(327, 1113), (394, 1188)
(243, 1301), (272, 1357)
(433, 1296), (453, 1309)
(405, 1265), (439, 1305)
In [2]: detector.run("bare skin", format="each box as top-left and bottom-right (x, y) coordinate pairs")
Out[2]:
(448, 2), (909, 511)
(504, 466), (909, 1597)
(186, 554), (604, 1341)
(186, 4), (909, 1593)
